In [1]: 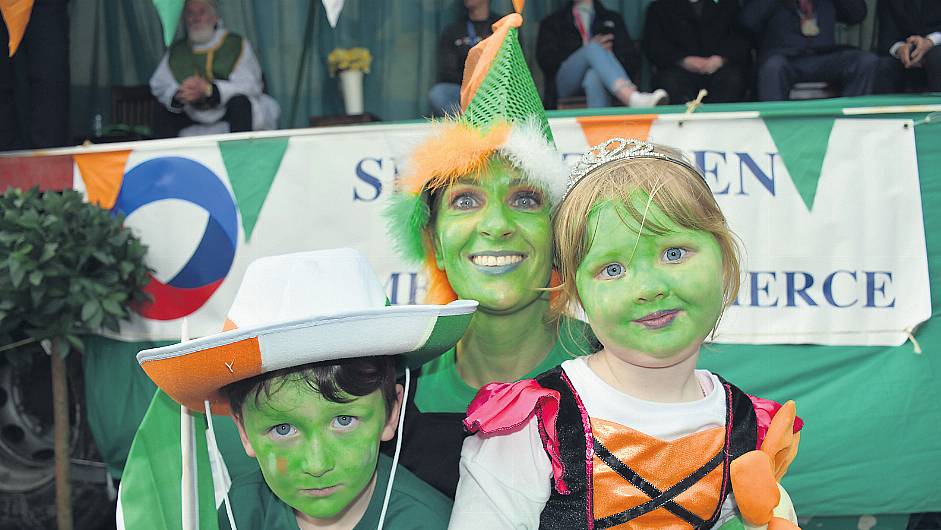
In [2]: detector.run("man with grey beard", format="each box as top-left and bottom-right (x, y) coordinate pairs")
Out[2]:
(149, 0), (280, 138)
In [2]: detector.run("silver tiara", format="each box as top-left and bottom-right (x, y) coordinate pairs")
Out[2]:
(563, 138), (703, 201)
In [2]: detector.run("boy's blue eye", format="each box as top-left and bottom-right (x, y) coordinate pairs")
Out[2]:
(332, 415), (359, 430)
(599, 263), (625, 279)
(663, 247), (687, 262)
(271, 423), (296, 437)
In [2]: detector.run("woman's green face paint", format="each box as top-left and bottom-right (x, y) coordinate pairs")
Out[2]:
(432, 158), (552, 313)
(575, 199), (725, 365)
(238, 378), (389, 520)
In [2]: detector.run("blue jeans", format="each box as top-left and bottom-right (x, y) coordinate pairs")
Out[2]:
(428, 82), (461, 116)
(555, 42), (633, 108)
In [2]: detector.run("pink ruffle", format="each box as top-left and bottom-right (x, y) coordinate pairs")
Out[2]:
(748, 395), (805, 449)
(464, 379), (569, 493)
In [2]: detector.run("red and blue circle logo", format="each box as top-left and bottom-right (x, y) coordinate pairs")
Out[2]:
(112, 157), (238, 320)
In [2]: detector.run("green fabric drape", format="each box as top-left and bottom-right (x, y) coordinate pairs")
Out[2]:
(67, 0), (879, 138)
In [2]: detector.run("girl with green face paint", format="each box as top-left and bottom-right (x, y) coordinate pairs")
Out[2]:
(450, 139), (805, 530)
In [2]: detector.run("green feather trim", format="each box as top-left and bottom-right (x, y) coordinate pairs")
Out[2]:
(383, 191), (431, 264)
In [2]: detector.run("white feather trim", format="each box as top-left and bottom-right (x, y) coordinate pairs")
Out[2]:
(498, 118), (570, 206)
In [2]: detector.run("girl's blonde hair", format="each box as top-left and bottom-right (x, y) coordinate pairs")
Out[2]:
(552, 152), (742, 319)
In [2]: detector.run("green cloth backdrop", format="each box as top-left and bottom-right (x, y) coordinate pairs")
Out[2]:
(67, 0), (881, 139)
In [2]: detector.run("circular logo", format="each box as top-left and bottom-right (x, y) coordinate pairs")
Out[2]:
(112, 157), (238, 320)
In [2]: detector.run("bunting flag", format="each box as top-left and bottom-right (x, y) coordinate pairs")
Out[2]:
(0, 0), (34, 57)
(117, 389), (220, 530)
(218, 137), (288, 242)
(764, 116), (835, 210)
(152, 0), (184, 47)
(321, 0), (345, 28)
(74, 150), (132, 209)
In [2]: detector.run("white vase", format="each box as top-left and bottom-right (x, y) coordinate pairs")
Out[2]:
(339, 70), (364, 115)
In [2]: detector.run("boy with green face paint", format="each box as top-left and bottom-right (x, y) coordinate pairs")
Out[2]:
(382, 1), (592, 500)
(450, 139), (806, 530)
(136, 248), (477, 529)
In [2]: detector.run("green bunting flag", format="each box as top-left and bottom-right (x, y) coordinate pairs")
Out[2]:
(764, 116), (836, 211)
(117, 389), (219, 530)
(152, 0), (184, 47)
(219, 137), (289, 242)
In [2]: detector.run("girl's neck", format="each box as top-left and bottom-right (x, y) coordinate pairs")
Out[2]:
(589, 347), (703, 403)
(294, 473), (377, 530)
(455, 296), (556, 388)
(467, 5), (488, 21)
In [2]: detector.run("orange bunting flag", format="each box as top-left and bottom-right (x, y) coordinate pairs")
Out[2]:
(0, 0), (34, 57)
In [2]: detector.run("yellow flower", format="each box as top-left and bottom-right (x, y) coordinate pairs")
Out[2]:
(328, 47), (372, 76)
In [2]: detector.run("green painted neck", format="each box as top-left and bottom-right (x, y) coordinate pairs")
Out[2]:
(455, 295), (556, 388)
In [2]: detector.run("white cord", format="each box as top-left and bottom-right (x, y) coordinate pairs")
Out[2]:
(204, 400), (238, 530)
(376, 366), (410, 529)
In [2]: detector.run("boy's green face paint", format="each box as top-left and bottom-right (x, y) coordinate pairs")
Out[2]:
(239, 379), (388, 520)
(432, 158), (552, 313)
(575, 199), (725, 364)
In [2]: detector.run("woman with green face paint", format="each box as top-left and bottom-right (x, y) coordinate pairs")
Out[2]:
(134, 249), (476, 530)
(450, 139), (805, 530)
(382, 3), (591, 500)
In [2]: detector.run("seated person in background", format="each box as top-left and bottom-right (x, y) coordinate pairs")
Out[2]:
(537, 0), (668, 109)
(149, 0), (280, 138)
(874, 0), (941, 93)
(428, 0), (500, 116)
(642, 0), (751, 104)
(740, 0), (878, 101)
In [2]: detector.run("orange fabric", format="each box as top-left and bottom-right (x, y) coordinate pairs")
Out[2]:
(399, 122), (510, 195)
(577, 115), (656, 146)
(74, 150), (132, 209)
(460, 13), (523, 110)
(222, 318), (238, 332)
(761, 400), (800, 480)
(0, 0), (34, 57)
(590, 417), (725, 528)
(141, 337), (262, 414)
(730, 450), (779, 525)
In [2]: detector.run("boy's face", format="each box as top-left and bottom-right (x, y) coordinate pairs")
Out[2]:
(234, 378), (400, 520)
(574, 198), (724, 366)
(432, 158), (552, 314)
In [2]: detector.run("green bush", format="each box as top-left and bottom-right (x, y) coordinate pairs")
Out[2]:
(0, 187), (152, 357)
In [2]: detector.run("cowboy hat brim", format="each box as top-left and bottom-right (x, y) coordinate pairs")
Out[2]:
(138, 299), (477, 414)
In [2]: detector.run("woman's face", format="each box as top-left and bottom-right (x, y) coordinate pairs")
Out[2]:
(574, 198), (725, 367)
(432, 158), (552, 313)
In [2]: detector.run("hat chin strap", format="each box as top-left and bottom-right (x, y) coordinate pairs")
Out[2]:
(377, 366), (410, 529)
(204, 400), (238, 530)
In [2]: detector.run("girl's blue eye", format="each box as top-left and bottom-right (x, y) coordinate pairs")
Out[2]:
(599, 263), (625, 279)
(332, 415), (359, 430)
(451, 193), (480, 210)
(272, 423), (295, 437)
(663, 247), (687, 262)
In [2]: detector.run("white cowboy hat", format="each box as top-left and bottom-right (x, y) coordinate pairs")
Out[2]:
(138, 248), (477, 413)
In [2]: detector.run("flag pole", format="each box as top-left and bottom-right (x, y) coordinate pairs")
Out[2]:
(179, 318), (198, 530)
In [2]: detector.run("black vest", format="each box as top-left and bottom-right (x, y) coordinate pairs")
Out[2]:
(535, 367), (758, 530)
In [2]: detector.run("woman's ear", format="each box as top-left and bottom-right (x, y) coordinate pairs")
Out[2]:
(380, 384), (405, 442)
(232, 414), (257, 458)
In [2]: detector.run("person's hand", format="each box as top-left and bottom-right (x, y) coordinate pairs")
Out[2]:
(591, 33), (614, 52)
(704, 55), (725, 74)
(907, 35), (934, 67)
(682, 56), (709, 73)
(177, 76), (211, 103)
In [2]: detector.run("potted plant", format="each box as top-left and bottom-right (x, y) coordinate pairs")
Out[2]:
(0, 187), (151, 530)
(327, 47), (372, 115)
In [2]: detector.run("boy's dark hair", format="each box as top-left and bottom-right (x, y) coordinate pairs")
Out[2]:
(222, 355), (398, 421)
